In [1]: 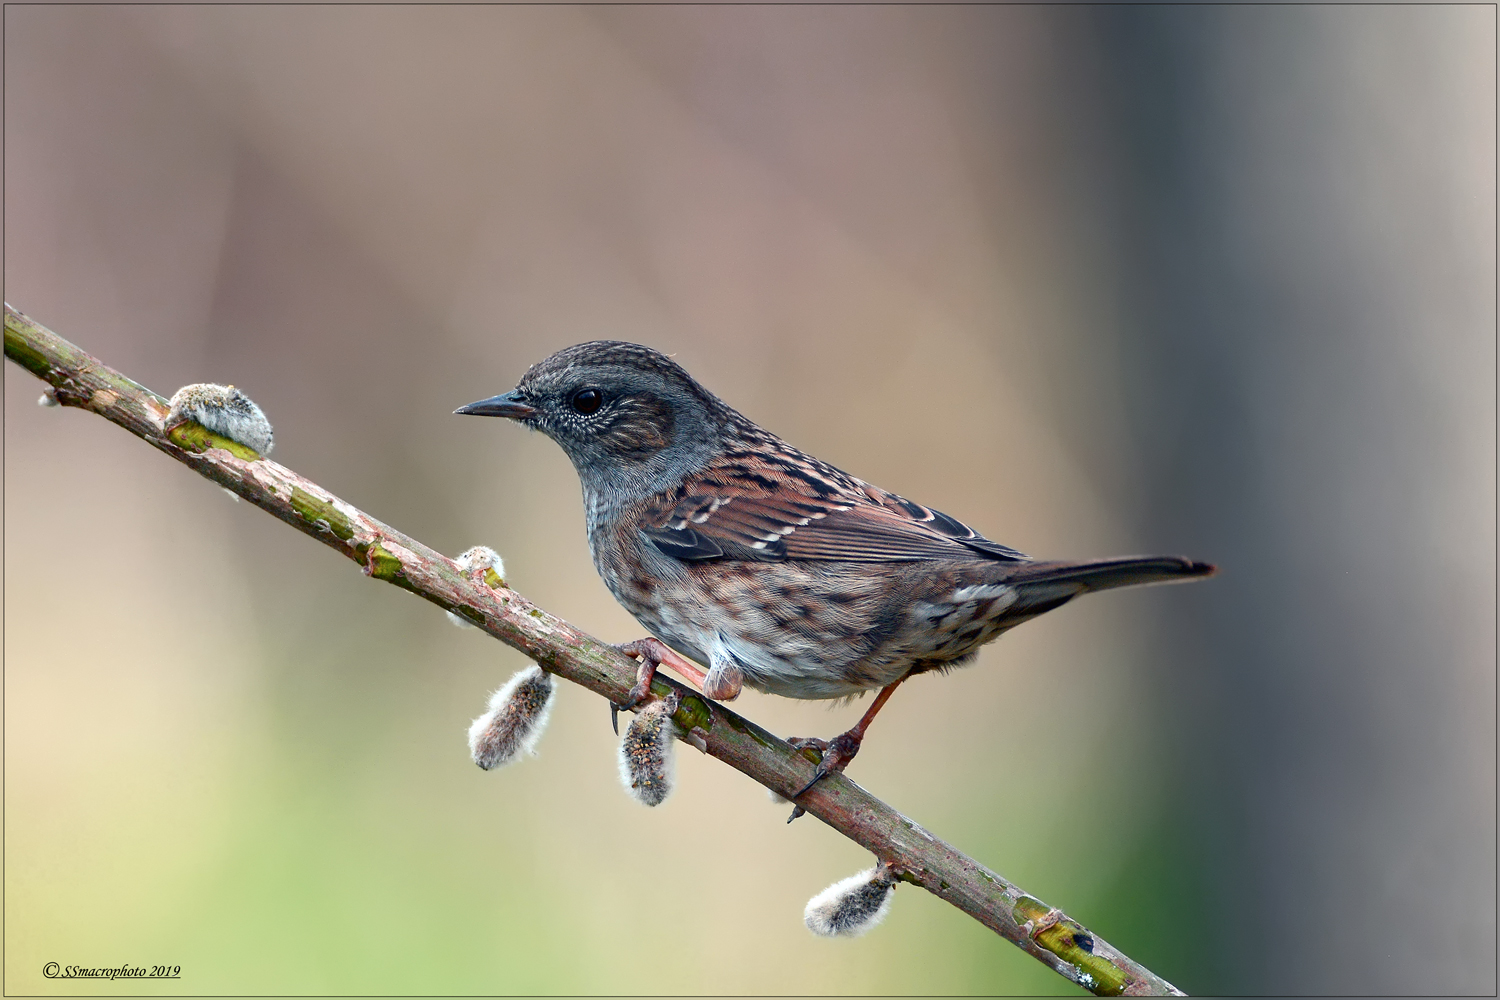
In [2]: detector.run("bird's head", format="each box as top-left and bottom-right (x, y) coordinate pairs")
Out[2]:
(457, 341), (729, 501)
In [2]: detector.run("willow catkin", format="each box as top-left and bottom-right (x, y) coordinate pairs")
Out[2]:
(165, 383), (273, 455)
(468, 665), (555, 769)
(448, 545), (505, 628)
(803, 864), (897, 938)
(618, 696), (681, 806)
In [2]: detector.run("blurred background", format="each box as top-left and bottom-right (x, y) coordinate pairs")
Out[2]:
(5, 6), (1494, 995)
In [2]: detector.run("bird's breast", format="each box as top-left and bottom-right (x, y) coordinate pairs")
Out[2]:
(588, 517), (712, 664)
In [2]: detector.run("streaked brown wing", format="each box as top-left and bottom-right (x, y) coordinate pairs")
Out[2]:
(640, 459), (1027, 564)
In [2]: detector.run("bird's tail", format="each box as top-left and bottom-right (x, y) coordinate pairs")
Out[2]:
(996, 555), (1215, 624)
(1006, 555), (1216, 594)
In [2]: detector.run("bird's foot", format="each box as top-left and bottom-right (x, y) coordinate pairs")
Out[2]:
(785, 730), (864, 822)
(791, 731), (864, 792)
(611, 638), (706, 734)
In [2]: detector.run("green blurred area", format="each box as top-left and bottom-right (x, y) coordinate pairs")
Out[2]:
(5, 5), (1493, 995)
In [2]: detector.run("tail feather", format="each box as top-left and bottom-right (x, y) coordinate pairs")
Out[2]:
(970, 555), (1213, 638)
(1006, 556), (1216, 594)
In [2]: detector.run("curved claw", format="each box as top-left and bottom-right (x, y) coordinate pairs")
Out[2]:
(784, 736), (831, 822)
(610, 683), (652, 735)
(793, 764), (833, 800)
(789, 731), (862, 803)
(610, 671), (655, 736)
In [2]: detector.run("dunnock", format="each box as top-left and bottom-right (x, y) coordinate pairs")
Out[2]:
(458, 342), (1212, 811)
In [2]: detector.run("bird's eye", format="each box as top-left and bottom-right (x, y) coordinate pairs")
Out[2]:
(570, 388), (603, 415)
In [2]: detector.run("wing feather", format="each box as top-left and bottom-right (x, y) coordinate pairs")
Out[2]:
(639, 449), (1028, 565)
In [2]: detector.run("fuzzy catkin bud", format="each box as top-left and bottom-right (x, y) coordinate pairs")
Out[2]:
(618, 697), (680, 807)
(455, 545), (505, 582)
(803, 865), (897, 938)
(166, 383), (274, 455)
(468, 665), (556, 769)
(37, 389), (59, 407)
(448, 546), (506, 629)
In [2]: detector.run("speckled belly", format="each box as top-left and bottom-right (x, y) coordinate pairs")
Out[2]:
(591, 524), (1022, 701)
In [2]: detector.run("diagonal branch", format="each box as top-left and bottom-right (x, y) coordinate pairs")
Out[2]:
(5, 303), (1183, 997)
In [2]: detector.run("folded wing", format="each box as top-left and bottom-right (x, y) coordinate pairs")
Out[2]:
(639, 456), (1028, 564)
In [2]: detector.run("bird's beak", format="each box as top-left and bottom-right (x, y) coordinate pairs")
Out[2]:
(454, 389), (537, 420)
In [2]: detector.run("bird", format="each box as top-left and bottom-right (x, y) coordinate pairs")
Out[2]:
(457, 341), (1213, 815)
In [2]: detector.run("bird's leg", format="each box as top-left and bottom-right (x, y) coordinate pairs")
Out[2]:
(786, 676), (906, 821)
(612, 638), (709, 734)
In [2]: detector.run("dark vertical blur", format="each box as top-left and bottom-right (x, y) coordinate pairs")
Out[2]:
(6, 6), (1493, 994)
(1079, 8), (1495, 993)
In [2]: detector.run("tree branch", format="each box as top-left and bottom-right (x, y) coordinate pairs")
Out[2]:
(5, 303), (1184, 997)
